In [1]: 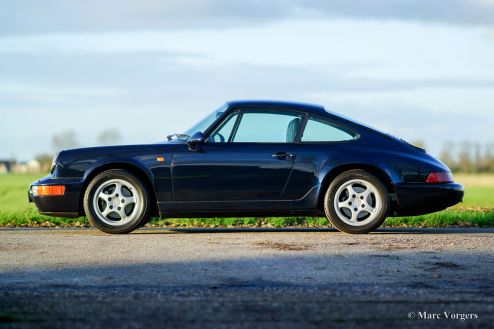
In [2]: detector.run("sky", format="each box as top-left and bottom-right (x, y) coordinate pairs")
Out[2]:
(1, 0), (494, 161)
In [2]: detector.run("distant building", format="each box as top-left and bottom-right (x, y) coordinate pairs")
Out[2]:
(0, 160), (15, 174)
(12, 160), (41, 173)
(0, 159), (43, 174)
(27, 159), (41, 173)
(12, 163), (27, 174)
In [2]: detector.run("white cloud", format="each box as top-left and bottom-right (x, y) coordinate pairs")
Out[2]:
(2, 19), (493, 81)
(2, 0), (494, 37)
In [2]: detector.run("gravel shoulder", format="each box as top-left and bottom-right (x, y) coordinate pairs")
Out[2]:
(0, 228), (493, 329)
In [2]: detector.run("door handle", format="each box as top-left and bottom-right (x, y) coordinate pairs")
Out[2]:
(272, 152), (294, 160)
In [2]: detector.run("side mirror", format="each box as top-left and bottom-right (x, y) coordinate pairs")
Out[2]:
(187, 131), (204, 151)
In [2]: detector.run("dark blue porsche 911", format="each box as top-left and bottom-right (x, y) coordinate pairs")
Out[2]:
(29, 100), (463, 234)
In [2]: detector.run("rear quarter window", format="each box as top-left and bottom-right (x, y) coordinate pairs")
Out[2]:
(301, 116), (355, 142)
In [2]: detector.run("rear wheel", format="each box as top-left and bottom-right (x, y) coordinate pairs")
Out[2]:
(324, 170), (389, 234)
(83, 170), (151, 234)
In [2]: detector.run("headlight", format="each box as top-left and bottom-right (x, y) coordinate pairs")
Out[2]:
(51, 152), (60, 173)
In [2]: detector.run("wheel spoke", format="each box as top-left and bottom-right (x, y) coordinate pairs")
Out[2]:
(346, 185), (358, 197)
(360, 189), (371, 200)
(362, 203), (375, 214)
(116, 207), (127, 220)
(349, 210), (358, 222)
(98, 191), (109, 201)
(113, 182), (123, 197)
(123, 196), (135, 205)
(338, 201), (351, 210)
(101, 206), (112, 218)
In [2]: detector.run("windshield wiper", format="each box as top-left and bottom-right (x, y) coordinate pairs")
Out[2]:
(167, 133), (190, 141)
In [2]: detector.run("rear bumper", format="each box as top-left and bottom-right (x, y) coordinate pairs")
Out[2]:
(29, 176), (83, 217)
(392, 182), (464, 216)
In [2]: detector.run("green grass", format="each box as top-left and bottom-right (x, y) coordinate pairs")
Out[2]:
(0, 173), (87, 227)
(0, 172), (493, 228)
(0, 173), (43, 213)
(460, 187), (493, 208)
(385, 209), (494, 227)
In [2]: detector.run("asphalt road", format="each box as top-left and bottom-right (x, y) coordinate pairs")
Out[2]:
(0, 227), (493, 329)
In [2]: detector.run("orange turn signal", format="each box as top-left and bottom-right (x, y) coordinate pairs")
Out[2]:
(33, 185), (65, 196)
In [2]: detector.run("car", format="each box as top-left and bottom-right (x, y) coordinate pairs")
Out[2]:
(29, 100), (464, 234)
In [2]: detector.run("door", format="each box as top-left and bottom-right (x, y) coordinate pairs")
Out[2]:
(172, 109), (304, 202)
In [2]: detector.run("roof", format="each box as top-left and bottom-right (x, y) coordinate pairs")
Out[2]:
(226, 100), (327, 116)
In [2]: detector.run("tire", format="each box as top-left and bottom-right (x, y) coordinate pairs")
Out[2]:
(324, 170), (389, 234)
(83, 170), (151, 234)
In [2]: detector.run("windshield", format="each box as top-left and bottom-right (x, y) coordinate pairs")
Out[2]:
(183, 104), (227, 138)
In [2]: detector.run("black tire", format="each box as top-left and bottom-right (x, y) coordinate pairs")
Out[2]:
(324, 170), (389, 234)
(83, 170), (151, 234)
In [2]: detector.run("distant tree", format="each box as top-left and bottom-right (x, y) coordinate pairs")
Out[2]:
(439, 141), (494, 173)
(439, 141), (456, 171)
(35, 153), (53, 172)
(97, 129), (122, 146)
(474, 142), (482, 173)
(483, 143), (494, 173)
(458, 141), (474, 173)
(409, 140), (426, 149)
(52, 131), (79, 151)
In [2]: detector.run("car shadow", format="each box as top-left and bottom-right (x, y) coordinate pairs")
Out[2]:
(1, 250), (493, 329)
(134, 227), (494, 235)
(1, 227), (491, 235)
(139, 227), (337, 234)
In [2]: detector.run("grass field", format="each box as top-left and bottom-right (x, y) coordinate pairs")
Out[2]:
(0, 173), (493, 228)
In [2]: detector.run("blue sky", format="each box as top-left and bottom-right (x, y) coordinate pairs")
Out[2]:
(1, 0), (494, 160)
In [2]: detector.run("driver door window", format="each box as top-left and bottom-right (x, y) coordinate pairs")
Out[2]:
(233, 112), (302, 143)
(208, 111), (303, 143)
(207, 113), (238, 143)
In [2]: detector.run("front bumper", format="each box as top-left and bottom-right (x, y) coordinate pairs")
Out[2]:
(392, 182), (464, 216)
(29, 176), (83, 217)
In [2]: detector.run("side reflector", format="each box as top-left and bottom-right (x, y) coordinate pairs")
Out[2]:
(426, 172), (454, 183)
(32, 185), (65, 196)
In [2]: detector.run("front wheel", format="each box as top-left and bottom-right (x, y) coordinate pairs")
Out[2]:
(83, 170), (151, 234)
(324, 170), (389, 234)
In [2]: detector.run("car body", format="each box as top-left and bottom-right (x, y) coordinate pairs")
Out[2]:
(29, 100), (464, 234)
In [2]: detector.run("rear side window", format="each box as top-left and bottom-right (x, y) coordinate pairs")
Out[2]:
(301, 116), (355, 142)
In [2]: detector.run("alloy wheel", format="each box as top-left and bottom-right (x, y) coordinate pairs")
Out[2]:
(92, 178), (141, 226)
(333, 179), (382, 227)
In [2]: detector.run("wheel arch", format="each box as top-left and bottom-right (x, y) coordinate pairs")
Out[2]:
(79, 161), (159, 217)
(317, 163), (396, 211)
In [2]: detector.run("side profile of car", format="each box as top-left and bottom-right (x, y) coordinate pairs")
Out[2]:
(29, 100), (464, 234)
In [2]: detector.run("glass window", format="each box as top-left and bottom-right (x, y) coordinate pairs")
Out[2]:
(184, 103), (227, 137)
(207, 113), (238, 143)
(301, 116), (354, 142)
(232, 111), (303, 143)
